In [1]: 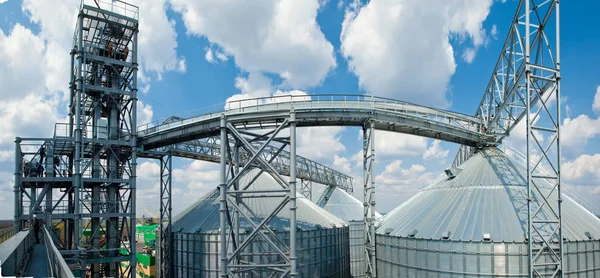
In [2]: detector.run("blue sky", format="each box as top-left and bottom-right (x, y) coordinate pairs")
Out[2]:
(0, 0), (599, 219)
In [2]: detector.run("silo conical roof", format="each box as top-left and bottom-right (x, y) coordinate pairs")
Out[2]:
(173, 169), (347, 233)
(377, 148), (600, 242)
(323, 187), (382, 222)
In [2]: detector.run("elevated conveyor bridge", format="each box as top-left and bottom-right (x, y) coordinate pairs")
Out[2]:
(11, 0), (562, 277)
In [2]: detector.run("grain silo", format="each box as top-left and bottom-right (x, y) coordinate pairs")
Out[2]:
(166, 169), (350, 277)
(376, 148), (600, 277)
(320, 187), (381, 277)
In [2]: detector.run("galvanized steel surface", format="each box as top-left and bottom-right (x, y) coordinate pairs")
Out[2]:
(137, 94), (487, 150)
(377, 148), (600, 242)
(376, 235), (600, 277)
(171, 227), (350, 278)
(172, 169), (346, 233)
(322, 187), (382, 222)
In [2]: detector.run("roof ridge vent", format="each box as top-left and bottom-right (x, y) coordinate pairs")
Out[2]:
(408, 229), (418, 238)
(442, 231), (451, 240)
(444, 167), (462, 179)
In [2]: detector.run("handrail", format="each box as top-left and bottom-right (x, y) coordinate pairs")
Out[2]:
(137, 94), (487, 150)
(137, 94), (482, 134)
(0, 226), (15, 244)
(0, 230), (31, 276)
(43, 227), (75, 278)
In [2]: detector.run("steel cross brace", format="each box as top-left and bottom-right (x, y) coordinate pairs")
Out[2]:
(158, 152), (173, 278)
(219, 111), (298, 278)
(363, 120), (377, 278)
(451, 1), (563, 276)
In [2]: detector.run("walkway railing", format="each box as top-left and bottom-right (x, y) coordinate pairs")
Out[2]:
(0, 230), (32, 276)
(0, 226), (15, 244)
(137, 94), (483, 136)
(43, 227), (75, 278)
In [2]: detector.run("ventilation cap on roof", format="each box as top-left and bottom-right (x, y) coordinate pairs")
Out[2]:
(483, 233), (491, 241)
(408, 229), (418, 238)
(442, 231), (451, 240)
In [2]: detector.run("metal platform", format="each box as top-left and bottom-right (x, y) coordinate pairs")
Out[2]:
(137, 94), (491, 150)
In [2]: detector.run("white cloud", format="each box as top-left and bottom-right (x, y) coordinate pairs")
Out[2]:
(375, 160), (436, 209)
(204, 46), (228, 64)
(137, 100), (154, 126)
(340, 0), (493, 107)
(561, 114), (600, 154)
(234, 72), (274, 98)
(423, 140), (449, 161)
(562, 154), (600, 182)
(593, 85), (600, 115)
(22, 0), (185, 92)
(351, 131), (429, 167)
(0, 150), (12, 162)
(298, 127), (346, 161)
(0, 24), (50, 101)
(173, 159), (220, 201)
(170, 0), (336, 88)
(462, 48), (477, 63)
(0, 94), (64, 148)
(332, 154), (352, 174)
(490, 24), (498, 38)
(374, 131), (429, 158)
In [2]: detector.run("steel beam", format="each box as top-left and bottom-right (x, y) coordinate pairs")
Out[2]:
(159, 153), (172, 278)
(364, 121), (376, 278)
(214, 116), (297, 277)
(141, 138), (354, 193)
(451, 0), (562, 276)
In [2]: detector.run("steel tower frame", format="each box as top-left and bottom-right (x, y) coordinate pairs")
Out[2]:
(209, 111), (299, 277)
(363, 121), (377, 278)
(73, 2), (139, 276)
(14, 2), (139, 277)
(453, 0), (562, 276)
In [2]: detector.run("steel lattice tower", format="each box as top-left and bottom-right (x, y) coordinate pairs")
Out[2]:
(14, 1), (140, 277)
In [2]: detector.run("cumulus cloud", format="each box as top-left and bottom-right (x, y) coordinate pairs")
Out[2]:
(170, 0), (336, 88)
(22, 0), (185, 91)
(375, 160), (437, 210)
(593, 85), (600, 115)
(340, 0), (493, 107)
(298, 127), (346, 161)
(0, 24), (51, 101)
(350, 131), (430, 169)
(562, 154), (600, 182)
(561, 114), (600, 154)
(423, 140), (449, 161)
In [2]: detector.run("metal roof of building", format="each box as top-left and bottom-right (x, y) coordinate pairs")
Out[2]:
(173, 169), (347, 233)
(377, 148), (600, 242)
(323, 187), (382, 222)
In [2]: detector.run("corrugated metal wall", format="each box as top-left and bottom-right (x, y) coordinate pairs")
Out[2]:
(168, 226), (350, 277)
(376, 235), (600, 277)
(349, 221), (365, 277)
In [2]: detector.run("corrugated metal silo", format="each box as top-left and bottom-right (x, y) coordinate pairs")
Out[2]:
(166, 169), (351, 277)
(376, 148), (600, 277)
(322, 187), (381, 277)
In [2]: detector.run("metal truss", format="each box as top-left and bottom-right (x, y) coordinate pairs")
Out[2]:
(138, 94), (486, 150)
(214, 111), (298, 277)
(158, 153), (172, 278)
(141, 138), (353, 195)
(12, 2), (141, 277)
(300, 179), (312, 200)
(453, 0), (562, 276)
(316, 186), (335, 208)
(363, 121), (376, 278)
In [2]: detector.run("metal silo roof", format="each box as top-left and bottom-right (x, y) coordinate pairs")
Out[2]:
(173, 169), (347, 233)
(376, 148), (600, 242)
(323, 187), (382, 222)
